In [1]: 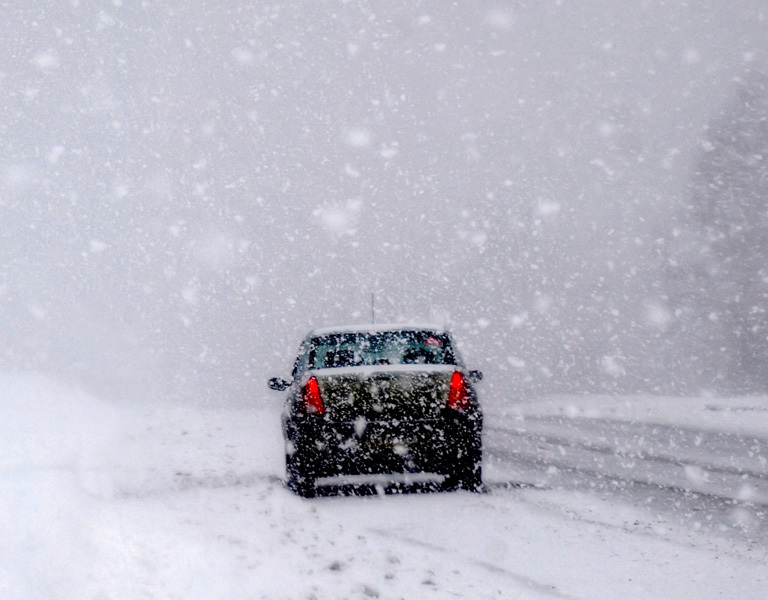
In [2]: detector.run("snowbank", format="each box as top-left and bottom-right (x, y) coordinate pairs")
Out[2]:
(0, 374), (129, 598)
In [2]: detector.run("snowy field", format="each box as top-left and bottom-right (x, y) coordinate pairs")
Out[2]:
(2, 373), (766, 599)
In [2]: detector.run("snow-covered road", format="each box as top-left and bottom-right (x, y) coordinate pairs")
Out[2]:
(2, 375), (766, 599)
(484, 396), (768, 548)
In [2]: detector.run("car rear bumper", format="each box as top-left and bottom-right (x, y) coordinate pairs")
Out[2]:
(314, 472), (446, 488)
(283, 412), (481, 479)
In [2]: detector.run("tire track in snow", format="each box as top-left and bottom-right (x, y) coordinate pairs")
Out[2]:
(517, 415), (768, 446)
(113, 470), (280, 498)
(477, 485), (768, 567)
(487, 425), (768, 483)
(486, 444), (768, 508)
(367, 527), (584, 600)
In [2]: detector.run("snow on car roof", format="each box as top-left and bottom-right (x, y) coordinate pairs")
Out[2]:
(308, 323), (448, 337)
(305, 364), (457, 378)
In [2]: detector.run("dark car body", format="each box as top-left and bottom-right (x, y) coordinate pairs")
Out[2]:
(268, 324), (483, 497)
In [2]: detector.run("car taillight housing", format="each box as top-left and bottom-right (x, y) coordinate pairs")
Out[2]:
(302, 376), (325, 415)
(447, 371), (471, 412)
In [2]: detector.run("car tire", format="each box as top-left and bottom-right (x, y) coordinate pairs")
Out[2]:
(444, 437), (482, 492)
(286, 451), (315, 498)
(458, 457), (482, 492)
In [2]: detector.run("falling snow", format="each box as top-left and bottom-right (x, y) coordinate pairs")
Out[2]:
(1, 0), (768, 598)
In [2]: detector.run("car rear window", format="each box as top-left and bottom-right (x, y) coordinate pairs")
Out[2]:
(308, 331), (456, 369)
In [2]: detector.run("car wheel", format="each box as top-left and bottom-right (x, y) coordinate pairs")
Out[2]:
(458, 457), (482, 492)
(286, 451), (315, 498)
(444, 438), (482, 492)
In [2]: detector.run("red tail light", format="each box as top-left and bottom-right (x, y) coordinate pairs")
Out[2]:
(447, 371), (471, 411)
(302, 376), (325, 415)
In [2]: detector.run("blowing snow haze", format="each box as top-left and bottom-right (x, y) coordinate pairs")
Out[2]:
(2, 1), (767, 402)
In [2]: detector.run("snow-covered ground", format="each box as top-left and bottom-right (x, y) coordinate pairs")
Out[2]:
(2, 374), (766, 599)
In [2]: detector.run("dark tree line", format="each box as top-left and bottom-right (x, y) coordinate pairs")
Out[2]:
(668, 70), (768, 392)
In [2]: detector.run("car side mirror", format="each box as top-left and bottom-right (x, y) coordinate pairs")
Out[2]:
(468, 370), (483, 383)
(268, 377), (291, 391)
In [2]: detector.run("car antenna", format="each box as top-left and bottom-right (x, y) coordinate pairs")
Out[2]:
(371, 291), (375, 324)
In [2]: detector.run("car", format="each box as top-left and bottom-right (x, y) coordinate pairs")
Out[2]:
(268, 324), (483, 497)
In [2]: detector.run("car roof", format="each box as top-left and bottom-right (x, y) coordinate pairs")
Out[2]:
(308, 323), (449, 337)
